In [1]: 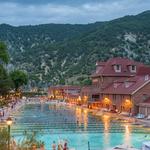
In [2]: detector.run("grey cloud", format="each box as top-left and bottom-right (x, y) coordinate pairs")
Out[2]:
(0, 0), (149, 25)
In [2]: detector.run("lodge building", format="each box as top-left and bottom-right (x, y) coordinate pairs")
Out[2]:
(90, 58), (150, 115)
(48, 85), (81, 104)
(48, 57), (150, 116)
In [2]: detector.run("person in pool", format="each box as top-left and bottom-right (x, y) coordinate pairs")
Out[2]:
(58, 143), (63, 150)
(63, 142), (68, 150)
(52, 141), (56, 150)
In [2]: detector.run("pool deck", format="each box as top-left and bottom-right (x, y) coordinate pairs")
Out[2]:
(71, 104), (150, 127)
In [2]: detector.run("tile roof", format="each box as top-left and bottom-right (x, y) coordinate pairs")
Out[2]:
(101, 76), (150, 95)
(92, 57), (145, 77)
(137, 66), (150, 75)
(81, 86), (92, 92)
(49, 85), (81, 90)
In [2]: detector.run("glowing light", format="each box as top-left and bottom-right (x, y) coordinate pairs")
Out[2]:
(78, 96), (81, 101)
(103, 98), (111, 104)
(84, 109), (87, 114)
(124, 99), (133, 110)
(6, 117), (13, 126)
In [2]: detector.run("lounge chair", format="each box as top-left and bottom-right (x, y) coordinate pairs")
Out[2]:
(120, 112), (130, 116)
(146, 115), (150, 120)
(112, 144), (139, 150)
(135, 113), (145, 119)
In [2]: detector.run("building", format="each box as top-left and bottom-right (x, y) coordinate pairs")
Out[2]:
(101, 75), (150, 115)
(138, 97), (150, 116)
(48, 85), (81, 104)
(48, 57), (150, 115)
(80, 86), (91, 105)
(90, 57), (150, 115)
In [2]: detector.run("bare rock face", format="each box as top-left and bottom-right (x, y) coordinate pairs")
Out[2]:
(124, 33), (137, 43)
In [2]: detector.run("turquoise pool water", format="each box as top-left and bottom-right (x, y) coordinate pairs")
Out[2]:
(11, 103), (150, 150)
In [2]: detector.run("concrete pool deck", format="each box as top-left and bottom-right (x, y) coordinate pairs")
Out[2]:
(72, 104), (150, 127)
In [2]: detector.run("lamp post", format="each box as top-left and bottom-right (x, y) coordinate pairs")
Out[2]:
(6, 117), (13, 150)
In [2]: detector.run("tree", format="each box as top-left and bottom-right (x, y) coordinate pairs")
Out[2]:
(81, 78), (92, 86)
(0, 41), (9, 64)
(10, 70), (28, 91)
(0, 42), (11, 96)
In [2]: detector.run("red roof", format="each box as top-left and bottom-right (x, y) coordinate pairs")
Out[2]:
(92, 57), (145, 77)
(137, 66), (150, 75)
(81, 86), (92, 92)
(101, 76), (150, 95)
(49, 85), (81, 90)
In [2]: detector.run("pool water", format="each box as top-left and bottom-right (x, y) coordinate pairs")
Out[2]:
(11, 103), (150, 150)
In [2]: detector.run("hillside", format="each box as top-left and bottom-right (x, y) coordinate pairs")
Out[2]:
(0, 11), (150, 87)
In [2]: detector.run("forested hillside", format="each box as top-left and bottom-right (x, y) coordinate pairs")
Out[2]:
(0, 11), (150, 87)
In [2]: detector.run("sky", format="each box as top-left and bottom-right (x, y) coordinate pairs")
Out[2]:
(0, 0), (150, 26)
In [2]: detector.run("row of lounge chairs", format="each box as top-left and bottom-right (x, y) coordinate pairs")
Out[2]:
(135, 113), (150, 120)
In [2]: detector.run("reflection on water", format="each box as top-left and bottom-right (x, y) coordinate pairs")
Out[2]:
(75, 107), (88, 129)
(102, 115), (110, 148)
(124, 124), (131, 146)
(11, 104), (150, 150)
(83, 109), (88, 130)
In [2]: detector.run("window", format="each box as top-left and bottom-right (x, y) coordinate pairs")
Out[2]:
(113, 83), (120, 88)
(124, 81), (133, 88)
(129, 65), (136, 73)
(145, 75), (149, 81)
(114, 64), (121, 72)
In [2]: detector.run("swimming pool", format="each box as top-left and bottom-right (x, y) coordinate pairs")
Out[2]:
(11, 103), (150, 150)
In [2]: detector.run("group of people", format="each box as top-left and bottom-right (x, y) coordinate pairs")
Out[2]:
(52, 140), (69, 150)
(0, 99), (24, 122)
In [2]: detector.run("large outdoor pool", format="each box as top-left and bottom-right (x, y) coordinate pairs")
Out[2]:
(11, 103), (150, 150)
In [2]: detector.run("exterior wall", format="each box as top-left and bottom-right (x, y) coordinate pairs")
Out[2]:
(92, 77), (101, 88)
(48, 86), (81, 101)
(101, 94), (132, 112)
(48, 87), (64, 99)
(80, 86), (92, 104)
(91, 76), (128, 102)
(131, 82), (150, 115)
(132, 82), (150, 104)
(139, 105), (150, 116)
(98, 82), (150, 115)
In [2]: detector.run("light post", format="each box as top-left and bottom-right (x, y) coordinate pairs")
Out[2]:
(6, 117), (13, 150)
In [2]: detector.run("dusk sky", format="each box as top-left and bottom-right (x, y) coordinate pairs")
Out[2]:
(0, 0), (150, 26)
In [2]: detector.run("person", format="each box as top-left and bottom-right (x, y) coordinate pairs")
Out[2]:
(52, 141), (56, 150)
(11, 137), (17, 150)
(63, 142), (68, 150)
(58, 143), (63, 150)
(40, 144), (45, 150)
